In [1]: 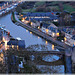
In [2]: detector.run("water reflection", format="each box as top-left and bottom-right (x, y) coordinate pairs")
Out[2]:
(0, 14), (53, 47)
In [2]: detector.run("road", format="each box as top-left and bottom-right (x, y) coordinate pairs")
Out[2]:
(15, 14), (71, 49)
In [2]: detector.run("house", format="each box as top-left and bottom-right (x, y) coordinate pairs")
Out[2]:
(47, 23), (59, 37)
(40, 22), (59, 37)
(30, 18), (40, 28)
(7, 39), (25, 49)
(41, 23), (50, 33)
(64, 28), (75, 46)
(23, 12), (58, 22)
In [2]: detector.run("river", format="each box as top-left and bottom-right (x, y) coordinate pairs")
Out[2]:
(0, 13), (65, 73)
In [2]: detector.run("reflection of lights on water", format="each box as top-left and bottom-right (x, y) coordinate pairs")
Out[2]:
(5, 40), (8, 50)
(3, 37), (5, 42)
(30, 32), (32, 34)
(52, 44), (54, 50)
(38, 36), (40, 39)
(1, 53), (3, 57)
(3, 37), (9, 50)
(46, 41), (48, 44)
(26, 30), (28, 32)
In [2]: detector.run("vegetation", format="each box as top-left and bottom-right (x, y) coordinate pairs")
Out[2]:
(12, 12), (17, 22)
(16, 6), (22, 14)
(35, 1), (45, 7)
(52, 22), (59, 26)
(63, 4), (75, 13)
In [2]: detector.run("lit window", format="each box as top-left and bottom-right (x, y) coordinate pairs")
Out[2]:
(46, 29), (48, 33)
(56, 33), (59, 36)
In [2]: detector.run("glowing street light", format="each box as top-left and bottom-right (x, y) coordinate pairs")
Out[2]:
(46, 41), (48, 45)
(52, 44), (54, 50)
(46, 29), (48, 33)
(64, 37), (67, 41)
(21, 18), (25, 22)
(56, 33), (59, 36)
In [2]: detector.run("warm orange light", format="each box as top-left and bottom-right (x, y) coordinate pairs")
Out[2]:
(74, 42), (75, 46)
(21, 18), (25, 22)
(46, 41), (48, 44)
(25, 21), (29, 23)
(52, 44), (54, 50)
(3, 37), (5, 42)
(1, 53), (3, 57)
(25, 17), (27, 19)
(31, 22), (32, 25)
(5, 40), (8, 50)
(56, 33), (59, 36)
(17, 45), (18, 50)
(21, 15), (23, 17)
(52, 33), (55, 37)
(26, 30), (28, 32)
(38, 26), (40, 29)
(0, 7), (1, 10)
(64, 37), (67, 41)
(30, 32), (32, 34)
(12, 45), (14, 49)
(46, 29), (48, 33)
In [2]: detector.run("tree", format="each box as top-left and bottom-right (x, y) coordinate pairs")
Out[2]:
(16, 6), (22, 14)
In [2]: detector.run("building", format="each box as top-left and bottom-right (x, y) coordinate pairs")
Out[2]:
(30, 18), (40, 28)
(23, 12), (58, 22)
(41, 22), (50, 33)
(47, 23), (59, 37)
(7, 39), (25, 49)
(40, 22), (59, 37)
(64, 28), (75, 46)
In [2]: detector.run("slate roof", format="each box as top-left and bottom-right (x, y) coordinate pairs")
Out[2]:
(7, 40), (18, 45)
(72, 35), (75, 40)
(42, 23), (50, 28)
(23, 12), (58, 20)
(7, 39), (25, 48)
(48, 26), (59, 33)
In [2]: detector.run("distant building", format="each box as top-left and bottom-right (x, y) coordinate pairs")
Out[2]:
(23, 12), (58, 22)
(64, 28), (75, 46)
(41, 22), (59, 37)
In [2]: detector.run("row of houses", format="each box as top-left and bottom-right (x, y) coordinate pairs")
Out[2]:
(21, 12), (59, 37)
(63, 28), (75, 46)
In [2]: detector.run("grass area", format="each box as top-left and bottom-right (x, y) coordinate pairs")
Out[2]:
(35, 1), (45, 7)
(12, 12), (17, 22)
(22, 9), (32, 12)
(22, 8), (36, 12)
(51, 1), (60, 4)
(63, 4), (75, 13)
(48, 6), (60, 11)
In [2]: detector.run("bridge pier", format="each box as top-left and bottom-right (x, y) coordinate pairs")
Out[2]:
(64, 48), (72, 74)
(71, 47), (75, 73)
